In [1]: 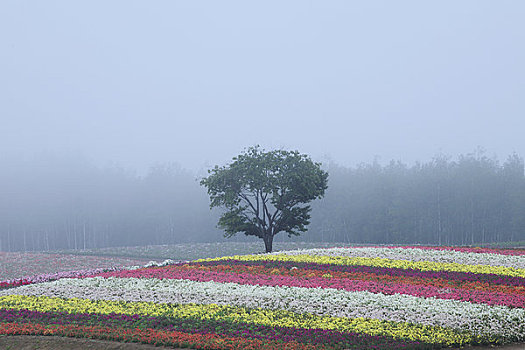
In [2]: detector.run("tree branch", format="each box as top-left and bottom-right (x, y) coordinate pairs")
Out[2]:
(238, 193), (256, 215)
(240, 192), (265, 234)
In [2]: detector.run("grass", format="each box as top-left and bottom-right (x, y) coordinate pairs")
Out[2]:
(47, 241), (350, 261)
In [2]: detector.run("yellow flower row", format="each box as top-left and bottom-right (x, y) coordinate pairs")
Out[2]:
(197, 254), (525, 277)
(0, 295), (476, 346)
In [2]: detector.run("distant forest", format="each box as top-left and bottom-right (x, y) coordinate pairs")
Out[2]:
(1, 150), (524, 251)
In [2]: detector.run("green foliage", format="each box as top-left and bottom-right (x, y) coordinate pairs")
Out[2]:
(200, 146), (328, 252)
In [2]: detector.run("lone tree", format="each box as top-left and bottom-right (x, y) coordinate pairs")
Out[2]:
(200, 146), (328, 253)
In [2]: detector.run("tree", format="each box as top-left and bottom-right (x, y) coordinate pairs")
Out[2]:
(200, 146), (328, 253)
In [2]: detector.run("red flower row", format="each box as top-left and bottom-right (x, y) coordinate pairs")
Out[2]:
(0, 322), (321, 350)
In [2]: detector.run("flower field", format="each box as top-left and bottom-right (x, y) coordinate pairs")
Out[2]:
(0, 251), (152, 281)
(1, 246), (525, 349)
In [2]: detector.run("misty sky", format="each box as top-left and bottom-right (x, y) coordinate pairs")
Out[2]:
(1, 1), (524, 172)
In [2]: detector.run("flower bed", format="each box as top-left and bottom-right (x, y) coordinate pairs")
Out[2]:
(0, 252), (151, 281)
(1, 245), (524, 349)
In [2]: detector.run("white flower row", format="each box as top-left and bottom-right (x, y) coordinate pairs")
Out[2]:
(143, 259), (182, 268)
(3, 276), (524, 340)
(271, 247), (525, 269)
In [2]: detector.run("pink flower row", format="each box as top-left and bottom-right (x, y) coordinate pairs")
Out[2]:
(1, 267), (122, 289)
(92, 267), (525, 308)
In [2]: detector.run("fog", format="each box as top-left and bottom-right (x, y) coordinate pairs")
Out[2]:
(1, 1), (524, 251)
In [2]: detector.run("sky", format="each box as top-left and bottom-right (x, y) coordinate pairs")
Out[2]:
(1, 1), (524, 173)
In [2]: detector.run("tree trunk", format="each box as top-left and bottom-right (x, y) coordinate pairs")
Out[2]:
(263, 234), (273, 253)
(83, 222), (86, 250)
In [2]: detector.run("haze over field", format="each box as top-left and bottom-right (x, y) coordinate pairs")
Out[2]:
(1, 1), (525, 251)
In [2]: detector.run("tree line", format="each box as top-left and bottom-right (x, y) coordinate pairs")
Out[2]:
(309, 150), (525, 245)
(0, 150), (524, 251)
(0, 155), (222, 252)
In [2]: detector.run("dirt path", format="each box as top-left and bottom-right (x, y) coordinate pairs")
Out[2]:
(0, 335), (180, 350)
(458, 344), (525, 350)
(0, 336), (524, 350)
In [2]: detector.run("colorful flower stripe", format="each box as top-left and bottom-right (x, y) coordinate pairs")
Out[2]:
(93, 265), (525, 308)
(0, 309), (428, 350)
(271, 247), (525, 269)
(0, 321), (321, 350)
(0, 295), (479, 346)
(168, 263), (525, 297)
(197, 259), (525, 287)
(3, 276), (524, 341)
(200, 254), (525, 277)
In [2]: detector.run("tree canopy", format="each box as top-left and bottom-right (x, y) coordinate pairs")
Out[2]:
(200, 146), (329, 252)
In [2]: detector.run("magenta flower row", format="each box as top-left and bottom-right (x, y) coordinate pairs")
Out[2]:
(1, 267), (122, 289)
